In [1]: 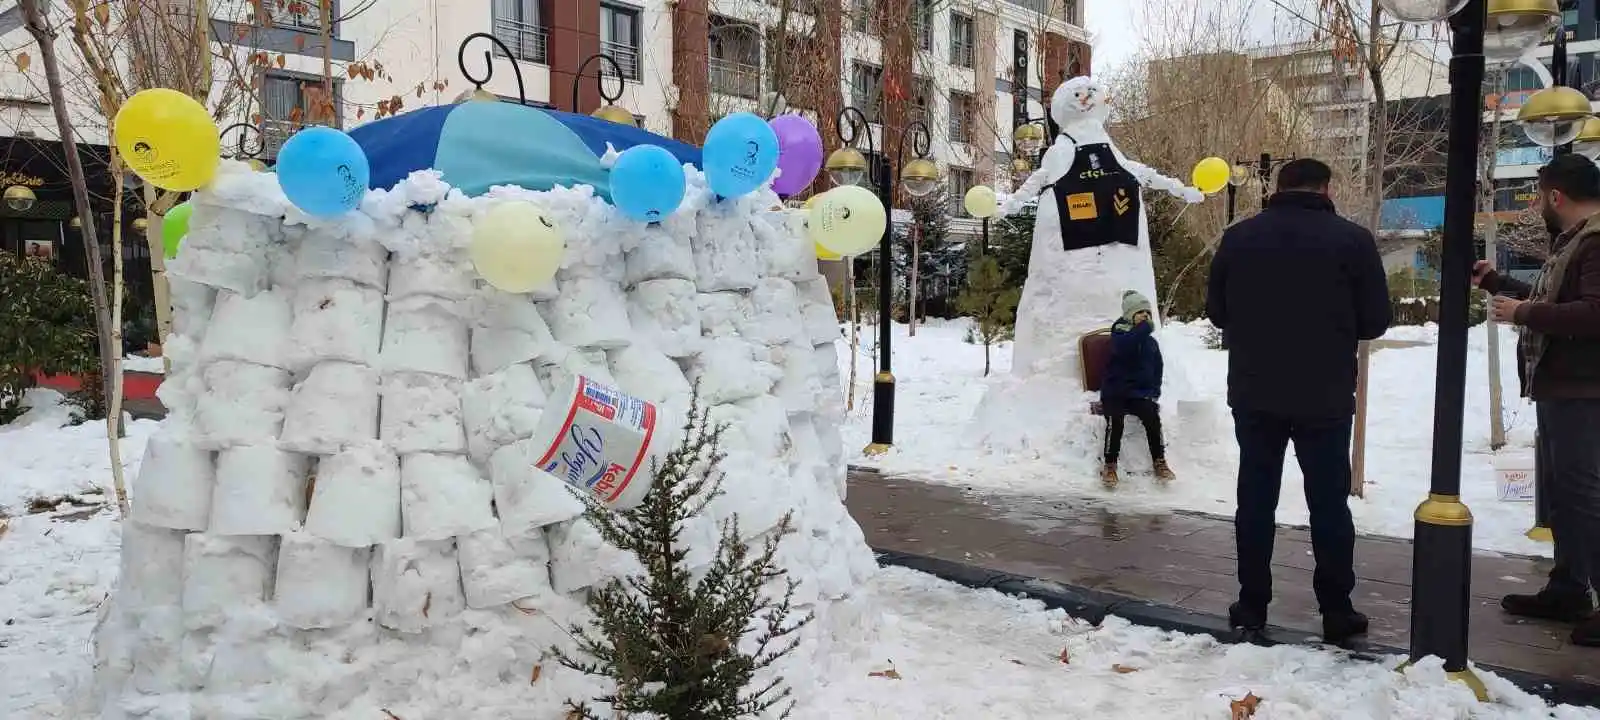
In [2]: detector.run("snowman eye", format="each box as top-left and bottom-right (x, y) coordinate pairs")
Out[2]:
(841, 208), (851, 220)
(539, 217), (553, 228)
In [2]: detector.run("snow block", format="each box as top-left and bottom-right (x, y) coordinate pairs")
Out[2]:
(457, 527), (554, 609)
(796, 277), (842, 346)
(118, 522), (190, 611)
(697, 290), (752, 339)
(541, 276), (633, 350)
(387, 252), (476, 302)
(293, 229), (389, 290)
(489, 439), (587, 540)
(303, 442), (401, 547)
(399, 452), (496, 540)
(200, 289), (293, 369)
(169, 278), (217, 341)
(209, 446), (309, 536)
(381, 296), (469, 380)
(280, 361), (381, 454)
(773, 342), (824, 415)
(746, 278), (807, 347)
(535, 346), (616, 394)
(623, 220), (696, 286)
(462, 362), (548, 465)
(273, 532), (371, 629)
(624, 278), (702, 358)
(180, 533), (277, 630)
(547, 518), (642, 595)
(753, 208), (817, 281)
(685, 337), (781, 405)
(379, 372), (466, 455)
(286, 278), (385, 371)
(692, 207), (759, 292)
(470, 291), (556, 375)
(193, 360), (291, 450)
(371, 539), (466, 633)
(607, 343), (692, 419)
(132, 422), (216, 531)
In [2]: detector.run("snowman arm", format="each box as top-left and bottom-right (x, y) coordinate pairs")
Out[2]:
(1112, 146), (1189, 197)
(1007, 140), (1075, 207)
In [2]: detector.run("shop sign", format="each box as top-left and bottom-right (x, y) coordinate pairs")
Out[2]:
(0, 171), (45, 188)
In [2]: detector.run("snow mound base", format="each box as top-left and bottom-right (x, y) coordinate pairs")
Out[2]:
(95, 161), (876, 718)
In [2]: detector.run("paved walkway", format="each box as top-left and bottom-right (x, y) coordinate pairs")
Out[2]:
(844, 470), (1600, 692)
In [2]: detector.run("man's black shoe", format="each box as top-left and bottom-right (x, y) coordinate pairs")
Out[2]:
(1227, 602), (1269, 645)
(1571, 615), (1600, 647)
(1322, 610), (1369, 645)
(1502, 590), (1595, 623)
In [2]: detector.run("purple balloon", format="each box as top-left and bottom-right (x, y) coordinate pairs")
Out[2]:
(769, 114), (823, 197)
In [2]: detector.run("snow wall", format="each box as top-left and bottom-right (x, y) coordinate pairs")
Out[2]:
(92, 160), (877, 718)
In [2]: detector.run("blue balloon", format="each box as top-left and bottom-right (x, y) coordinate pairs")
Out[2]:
(702, 112), (779, 199)
(275, 126), (370, 218)
(610, 144), (686, 223)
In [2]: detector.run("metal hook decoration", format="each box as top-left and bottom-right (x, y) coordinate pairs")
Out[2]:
(220, 122), (265, 159)
(457, 32), (527, 105)
(571, 53), (625, 113)
(899, 119), (932, 163)
(835, 106), (871, 154)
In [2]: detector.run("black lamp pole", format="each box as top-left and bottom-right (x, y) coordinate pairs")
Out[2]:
(1408, 0), (1485, 699)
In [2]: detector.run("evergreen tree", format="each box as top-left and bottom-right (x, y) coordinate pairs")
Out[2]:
(957, 256), (1022, 376)
(554, 389), (812, 720)
(0, 254), (100, 423)
(992, 201), (1036, 290)
(894, 187), (967, 321)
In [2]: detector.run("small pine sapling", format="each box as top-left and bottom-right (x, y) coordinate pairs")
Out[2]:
(957, 256), (1021, 376)
(553, 388), (814, 719)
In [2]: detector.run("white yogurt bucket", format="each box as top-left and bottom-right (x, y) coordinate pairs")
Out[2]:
(530, 374), (660, 510)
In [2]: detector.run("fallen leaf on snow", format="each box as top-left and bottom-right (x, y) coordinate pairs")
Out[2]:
(531, 664), (543, 684)
(0, 517), (9, 541)
(1111, 664), (1139, 674)
(380, 711), (403, 720)
(1058, 647), (1071, 664)
(1230, 692), (1261, 719)
(421, 592), (432, 618)
(868, 662), (901, 680)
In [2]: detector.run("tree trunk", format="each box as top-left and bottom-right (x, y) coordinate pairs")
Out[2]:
(908, 225), (921, 336)
(107, 161), (129, 514)
(1350, 0), (1387, 493)
(983, 341), (991, 377)
(1351, 341), (1370, 498)
(1483, 74), (1508, 451)
(846, 262), (860, 412)
(21, 0), (122, 511)
(144, 187), (175, 355)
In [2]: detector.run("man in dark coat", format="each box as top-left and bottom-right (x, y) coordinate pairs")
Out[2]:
(1474, 154), (1600, 646)
(1206, 158), (1391, 645)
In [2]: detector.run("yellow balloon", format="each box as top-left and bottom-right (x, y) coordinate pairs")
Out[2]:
(114, 88), (221, 191)
(963, 185), (998, 219)
(471, 201), (564, 293)
(815, 242), (842, 261)
(1191, 156), (1229, 196)
(809, 185), (885, 257)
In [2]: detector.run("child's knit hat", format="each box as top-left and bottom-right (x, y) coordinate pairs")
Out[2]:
(1121, 290), (1153, 322)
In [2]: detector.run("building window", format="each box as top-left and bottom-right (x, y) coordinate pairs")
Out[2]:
(263, 0), (330, 33)
(1064, 0), (1079, 24)
(492, 0), (546, 64)
(911, 76), (934, 125)
(913, 0), (933, 52)
(851, 62), (883, 119)
(709, 16), (761, 99)
(261, 73), (341, 156)
(948, 166), (975, 216)
(949, 12), (975, 68)
(601, 3), (641, 80)
(852, 0), (874, 32)
(948, 90), (972, 143)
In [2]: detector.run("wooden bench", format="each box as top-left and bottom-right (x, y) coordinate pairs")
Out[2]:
(1079, 328), (1112, 416)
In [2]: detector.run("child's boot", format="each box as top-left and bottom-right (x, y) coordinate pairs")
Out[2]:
(1154, 458), (1176, 483)
(1100, 461), (1119, 490)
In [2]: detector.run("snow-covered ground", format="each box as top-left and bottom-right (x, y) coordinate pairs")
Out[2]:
(2, 391), (1597, 718)
(120, 355), (166, 374)
(838, 319), (1549, 558)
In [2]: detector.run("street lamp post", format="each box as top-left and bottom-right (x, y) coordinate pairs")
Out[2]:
(824, 107), (938, 456)
(1223, 153), (1292, 224)
(1378, 0), (1566, 701)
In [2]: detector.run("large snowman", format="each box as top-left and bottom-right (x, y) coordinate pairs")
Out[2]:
(971, 76), (1209, 474)
(999, 75), (1202, 383)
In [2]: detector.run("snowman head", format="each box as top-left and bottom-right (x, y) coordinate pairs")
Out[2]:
(1051, 76), (1110, 125)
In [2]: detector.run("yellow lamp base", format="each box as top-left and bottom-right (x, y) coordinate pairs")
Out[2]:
(1395, 662), (1488, 703)
(862, 442), (891, 457)
(1526, 525), (1553, 543)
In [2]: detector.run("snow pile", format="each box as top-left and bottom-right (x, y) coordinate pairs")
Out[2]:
(93, 160), (875, 718)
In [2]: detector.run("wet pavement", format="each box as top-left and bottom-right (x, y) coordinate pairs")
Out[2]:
(844, 470), (1600, 691)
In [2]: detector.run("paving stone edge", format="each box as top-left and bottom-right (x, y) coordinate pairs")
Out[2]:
(873, 548), (1600, 710)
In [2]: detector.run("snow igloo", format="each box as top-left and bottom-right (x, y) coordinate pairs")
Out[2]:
(94, 104), (876, 718)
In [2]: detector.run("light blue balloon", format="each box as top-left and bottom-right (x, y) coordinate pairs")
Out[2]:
(275, 126), (370, 218)
(702, 112), (779, 199)
(611, 144), (686, 223)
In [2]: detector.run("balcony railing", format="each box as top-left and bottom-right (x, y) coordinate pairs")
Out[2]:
(260, 118), (297, 157)
(950, 37), (974, 68)
(603, 40), (640, 80)
(267, 0), (325, 31)
(850, 90), (880, 120)
(493, 17), (548, 64)
(709, 57), (760, 99)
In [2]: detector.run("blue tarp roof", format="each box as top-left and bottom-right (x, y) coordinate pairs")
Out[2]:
(347, 101), (703, 201)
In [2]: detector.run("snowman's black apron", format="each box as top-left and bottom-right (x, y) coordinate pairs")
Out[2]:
(1047, 135), (1141, 251)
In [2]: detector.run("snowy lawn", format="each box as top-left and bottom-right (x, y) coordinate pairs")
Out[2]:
(838, 319), (1549, 558)
(0, 395), (1593, 719)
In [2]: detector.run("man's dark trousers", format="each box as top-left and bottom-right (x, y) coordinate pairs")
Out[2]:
(1539, 400), (1600, 598)
(1233, 410), (1358, 621)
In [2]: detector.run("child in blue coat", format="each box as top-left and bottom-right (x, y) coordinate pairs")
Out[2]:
(1101, 290), (1174, 488)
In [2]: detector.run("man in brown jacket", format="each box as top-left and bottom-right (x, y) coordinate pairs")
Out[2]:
(1474, 154), (1600, 646)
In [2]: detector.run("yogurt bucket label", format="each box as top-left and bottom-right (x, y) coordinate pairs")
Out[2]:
(534, 375), (658, 507)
